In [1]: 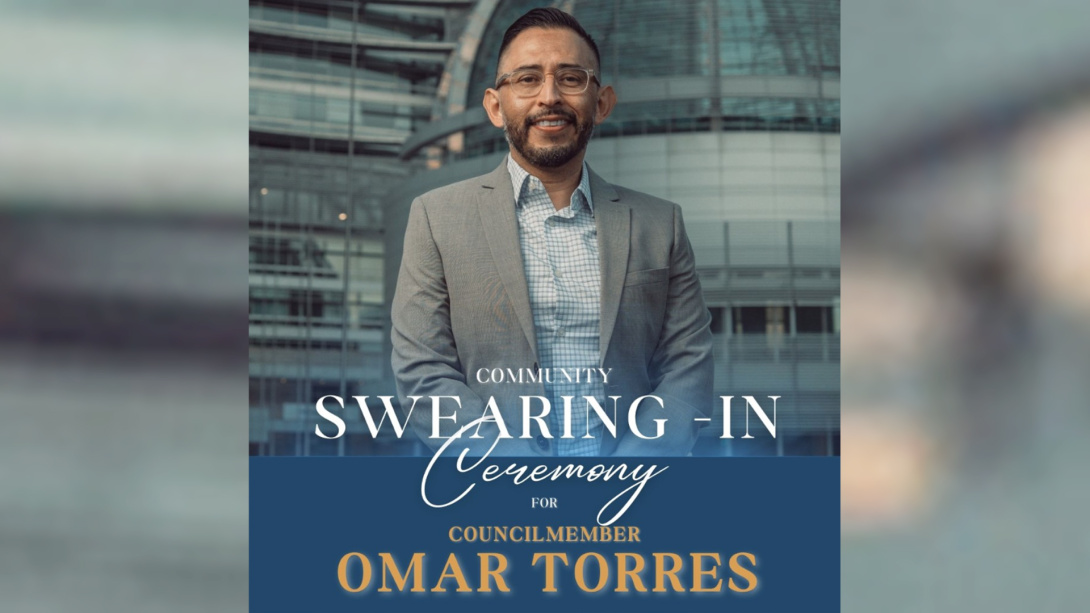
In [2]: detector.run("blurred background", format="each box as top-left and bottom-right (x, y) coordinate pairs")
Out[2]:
(841, 0), (1090, 609)
(0, 0), (248, 611)
(1, 0), (1088, 611)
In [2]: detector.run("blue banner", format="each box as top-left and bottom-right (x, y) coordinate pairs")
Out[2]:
(251, 457), (839, 612)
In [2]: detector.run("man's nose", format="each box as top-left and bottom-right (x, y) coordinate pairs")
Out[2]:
(537, 73), (562, 104)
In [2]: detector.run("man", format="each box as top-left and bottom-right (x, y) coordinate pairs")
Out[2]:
(391, 8), (713, 457)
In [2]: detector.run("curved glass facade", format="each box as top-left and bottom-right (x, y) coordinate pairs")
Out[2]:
(452, 0), (839, 161)
(468, 0), (838, 91)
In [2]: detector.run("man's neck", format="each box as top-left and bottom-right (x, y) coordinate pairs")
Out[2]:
(510, 151), (585, 211)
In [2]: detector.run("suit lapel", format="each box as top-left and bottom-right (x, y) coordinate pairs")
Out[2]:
(477, 162), (538, 359)
(590, 168), (629, 364)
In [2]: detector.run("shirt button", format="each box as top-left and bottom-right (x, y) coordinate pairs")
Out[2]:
(556, 329), (565, 338)
(535, 435), (549, 452)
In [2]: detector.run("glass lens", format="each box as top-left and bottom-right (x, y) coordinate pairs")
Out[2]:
(555, 68), (589, 93)
(510, 70), (543, 95)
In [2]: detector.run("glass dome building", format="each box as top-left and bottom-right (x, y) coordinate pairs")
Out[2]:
(385, 0), (841, 456)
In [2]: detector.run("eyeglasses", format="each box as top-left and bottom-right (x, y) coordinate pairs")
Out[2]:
(494, 67), (599, 97)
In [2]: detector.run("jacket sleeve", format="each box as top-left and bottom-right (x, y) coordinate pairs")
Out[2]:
(390, 197), (529, 455)
(613, 203), (714, 456)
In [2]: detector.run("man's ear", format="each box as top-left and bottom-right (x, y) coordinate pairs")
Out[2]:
(594, 84), (617, 125)
(483, 88), (505, 128)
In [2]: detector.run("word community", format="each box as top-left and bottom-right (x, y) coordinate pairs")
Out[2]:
(475, 367), (613, 384)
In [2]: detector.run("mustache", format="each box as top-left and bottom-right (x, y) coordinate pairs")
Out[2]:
(524, 109), (577, 127)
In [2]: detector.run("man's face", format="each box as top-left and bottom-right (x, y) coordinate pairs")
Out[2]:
(483, 27), (615, 171)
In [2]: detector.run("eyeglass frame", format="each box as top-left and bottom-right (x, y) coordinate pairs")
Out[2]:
(493, 67), (600, 97)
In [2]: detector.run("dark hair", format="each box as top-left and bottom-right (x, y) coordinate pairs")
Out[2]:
(497, 7), (601, 74)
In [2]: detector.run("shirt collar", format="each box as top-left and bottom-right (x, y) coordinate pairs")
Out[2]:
(507, 154), (594, 213)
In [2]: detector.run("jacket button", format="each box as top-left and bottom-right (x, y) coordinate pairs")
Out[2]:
(535, 434), (548, 451)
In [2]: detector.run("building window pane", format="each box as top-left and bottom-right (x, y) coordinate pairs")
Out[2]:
(796, 306), (832, 333)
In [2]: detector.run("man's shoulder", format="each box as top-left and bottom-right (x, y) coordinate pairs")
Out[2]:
(414, 170), (493, 211)
(419, 174), (483, 199)
(607, 182), (680, 215)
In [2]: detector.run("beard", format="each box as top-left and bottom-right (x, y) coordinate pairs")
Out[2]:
(503, 108), (594, 168)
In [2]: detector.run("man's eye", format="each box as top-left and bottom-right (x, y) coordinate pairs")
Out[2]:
(559, 73), (584, 85)
(516, 74), (541, 84)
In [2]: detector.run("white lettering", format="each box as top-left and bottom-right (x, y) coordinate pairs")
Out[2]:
(430, 396), (462, 439)
(628, 395), (667, 440)
(314, 395), (346, 439)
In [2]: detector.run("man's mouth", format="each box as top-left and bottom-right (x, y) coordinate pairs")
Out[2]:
(528, 114), (574, 129)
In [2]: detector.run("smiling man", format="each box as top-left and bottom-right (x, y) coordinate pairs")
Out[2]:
(391, 8), (713, 457)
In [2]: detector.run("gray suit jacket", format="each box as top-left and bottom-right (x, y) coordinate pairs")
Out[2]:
(391, 161), (713, 456)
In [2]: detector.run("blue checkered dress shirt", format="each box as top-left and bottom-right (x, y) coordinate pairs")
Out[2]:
(507, 155), (605, 456)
